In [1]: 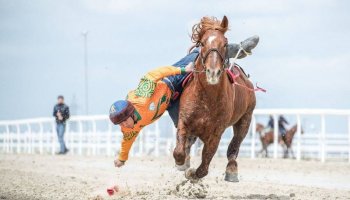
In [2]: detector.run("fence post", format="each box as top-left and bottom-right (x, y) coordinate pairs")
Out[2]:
(296, 115), (301, 161)
(1, 125), (4, 152)
(16, 124), (20, 153)
(92, 120), (97, 155)
(78, 121), (83, 156)
(138, 130), (143, 156)
(67, 121), (72, 154)
(39, 122), (43, 154)
(6, 125), (10, 153)
(107, 122), (112, 156)
(251, 115), (256, 159)
(155, 121), (160, 157)
(273, 114), (278, 159)
(26, 123), (32, 154)
(320, 114), (326, 162)
(348, 115), (350, 163)
(51, 122), (56, 155)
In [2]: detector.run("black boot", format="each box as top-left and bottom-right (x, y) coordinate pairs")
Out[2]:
(226, 35), (259, 59)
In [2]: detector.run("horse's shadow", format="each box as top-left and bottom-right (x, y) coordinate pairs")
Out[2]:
(230, 193), (291, 200)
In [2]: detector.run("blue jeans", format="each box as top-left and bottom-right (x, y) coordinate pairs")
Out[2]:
(166, 48), (199, 127)
(56, 123), (67, 153)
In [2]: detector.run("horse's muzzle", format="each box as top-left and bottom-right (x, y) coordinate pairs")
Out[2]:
(206, 68), (222, 85)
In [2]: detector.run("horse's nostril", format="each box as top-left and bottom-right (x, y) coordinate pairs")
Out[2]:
(206, 69), (210, 73)
(217, 69), (222, 76)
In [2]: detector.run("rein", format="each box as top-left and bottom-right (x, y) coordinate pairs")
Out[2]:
(193, 42), (228, 73)
(227, 68), (266, 92)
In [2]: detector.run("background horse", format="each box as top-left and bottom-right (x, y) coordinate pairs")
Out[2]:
(173, 16), (256, 182)
(256, 123), (303, 158)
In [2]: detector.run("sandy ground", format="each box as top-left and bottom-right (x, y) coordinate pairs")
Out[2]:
(0, 154), (349, 200)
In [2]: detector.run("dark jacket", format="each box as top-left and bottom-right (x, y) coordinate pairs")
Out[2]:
(267, 115), (289, 130)
(53, 103), (70, 124)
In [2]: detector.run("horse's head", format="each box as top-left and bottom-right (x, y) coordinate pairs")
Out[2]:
(290, 124), (304, 135)
(191, 16), (229, 85)
(256, 123), (265, 133)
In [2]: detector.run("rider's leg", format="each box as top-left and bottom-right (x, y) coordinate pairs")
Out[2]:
(167, 99), (180, 128)
(166, 49), (200, 127)
(172, 48), (199, 68)
(226, 35), (259, 59)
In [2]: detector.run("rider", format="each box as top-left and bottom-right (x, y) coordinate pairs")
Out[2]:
(109, 36), (259, 168)
(267, 115), (289, 136)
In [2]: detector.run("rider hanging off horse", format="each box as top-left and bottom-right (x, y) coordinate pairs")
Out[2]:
(109, 16), (261, 183)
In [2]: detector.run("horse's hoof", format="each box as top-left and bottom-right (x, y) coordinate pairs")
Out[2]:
(176, 157), (191, 171)
(185, 168), (199, 183)
(176, 163), (189, 171)
(224, 172), (239, 182)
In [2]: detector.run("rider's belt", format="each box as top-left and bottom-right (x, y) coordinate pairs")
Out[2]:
(162, 78), (179, 100)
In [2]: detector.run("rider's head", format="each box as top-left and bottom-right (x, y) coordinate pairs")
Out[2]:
(109, 100), (136, 129)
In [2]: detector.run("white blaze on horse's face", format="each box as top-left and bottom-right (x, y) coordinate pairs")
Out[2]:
(208, 36), (216, 45)
(204, 33), (224, 85)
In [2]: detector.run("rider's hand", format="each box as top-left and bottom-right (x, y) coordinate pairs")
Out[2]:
(114, 159), (125, 168)
(185, 62), (194, 73)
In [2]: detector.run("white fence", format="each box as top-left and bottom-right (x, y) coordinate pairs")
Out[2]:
(0, 109), (349, 163)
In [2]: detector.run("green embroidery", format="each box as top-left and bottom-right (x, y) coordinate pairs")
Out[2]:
(135, 77), (156, 97)
(161, 95), (167, 104)
(151, 95), (167, 120)
(134, 110), (142, 122)
(123, 131), (138, 141)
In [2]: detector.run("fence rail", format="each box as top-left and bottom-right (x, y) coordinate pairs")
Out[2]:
(0, 109), (349, 163)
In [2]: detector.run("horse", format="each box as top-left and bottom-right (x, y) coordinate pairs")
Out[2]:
(256, 123), (303, 158)
(172, 16), (256, 182)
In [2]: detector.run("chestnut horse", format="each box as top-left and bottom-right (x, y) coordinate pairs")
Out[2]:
(173, 16), (256, 182)
(256, 123), (302, 158)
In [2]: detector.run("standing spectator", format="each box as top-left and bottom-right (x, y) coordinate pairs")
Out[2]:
(53, 95), (70, 154)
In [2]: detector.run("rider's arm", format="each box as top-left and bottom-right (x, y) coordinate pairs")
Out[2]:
(118, 129), (139, 162)
(52, 106), (57, 117)
(145, 66), (186, 82)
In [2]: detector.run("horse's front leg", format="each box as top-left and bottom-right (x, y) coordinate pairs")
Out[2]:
(225, 112), (252, 182)
(173, 120), (187, 166)
(185, 136), (220, 181)
(176, 135), (197, 171)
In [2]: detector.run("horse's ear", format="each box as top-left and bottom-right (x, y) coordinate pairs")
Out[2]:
(221, 15), (228, 29)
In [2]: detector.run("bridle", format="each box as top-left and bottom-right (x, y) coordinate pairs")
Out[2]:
(193, 41), (229, 73)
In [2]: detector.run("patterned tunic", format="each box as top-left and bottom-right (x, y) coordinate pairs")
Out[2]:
(119, 66), (186, 161)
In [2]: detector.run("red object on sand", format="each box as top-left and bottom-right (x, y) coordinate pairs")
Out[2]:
(107, 185), (119, 196)
(107, 187), (114, 196)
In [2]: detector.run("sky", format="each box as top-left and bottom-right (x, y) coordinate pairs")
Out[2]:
(0, 0), (350, 120)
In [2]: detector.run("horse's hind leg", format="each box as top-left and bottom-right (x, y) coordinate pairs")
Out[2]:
(225, 112), (252, 182)
(176, 135), (197, 171)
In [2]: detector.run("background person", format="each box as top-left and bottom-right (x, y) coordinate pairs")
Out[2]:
(53, 95), (70, 154)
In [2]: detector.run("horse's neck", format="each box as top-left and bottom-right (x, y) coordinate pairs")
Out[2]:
(288, 126), (297, 137)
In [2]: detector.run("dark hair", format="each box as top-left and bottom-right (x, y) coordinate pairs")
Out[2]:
(57, 95), (64, 100)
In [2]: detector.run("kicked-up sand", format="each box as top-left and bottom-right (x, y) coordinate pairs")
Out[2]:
(0, 154), (349, 200)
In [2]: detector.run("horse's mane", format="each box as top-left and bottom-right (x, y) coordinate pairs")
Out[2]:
(191, 16), (228, 44)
